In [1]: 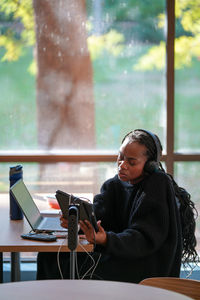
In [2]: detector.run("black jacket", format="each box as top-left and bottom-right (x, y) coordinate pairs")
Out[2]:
(92, 171), (182, 283)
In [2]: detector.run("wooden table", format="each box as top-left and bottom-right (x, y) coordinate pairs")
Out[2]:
(0, 279), (193, 300)
(0, 194), (93, 282)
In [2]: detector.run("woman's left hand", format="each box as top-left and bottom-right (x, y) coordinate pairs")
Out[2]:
(79, 220), (107, 246)
(60, 215), (68, 228)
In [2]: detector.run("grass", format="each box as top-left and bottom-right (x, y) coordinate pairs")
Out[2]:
(0, 48), (37, 149)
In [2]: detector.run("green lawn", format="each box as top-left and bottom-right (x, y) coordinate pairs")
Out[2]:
(0, 48), (37, 149)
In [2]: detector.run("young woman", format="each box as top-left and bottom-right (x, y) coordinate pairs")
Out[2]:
(37, 129), (198, 282)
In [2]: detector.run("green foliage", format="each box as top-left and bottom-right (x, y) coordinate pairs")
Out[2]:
(88, 29), (124, 60)
(176, 0), (200, 35)
(0, 0), (35, 71)
(0, 0), (124, 71)
(134, 42), (165, 70)
(2, 0), (198, 72)
(0, 32), (23, 61)
(134, 0), (200, 70)
(86, 0), (165, 43)
(102, 0), (164, 22)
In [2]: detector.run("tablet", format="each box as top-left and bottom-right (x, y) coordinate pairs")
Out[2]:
(55, 190), (99, 232)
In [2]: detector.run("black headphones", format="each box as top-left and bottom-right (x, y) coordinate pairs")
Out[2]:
(122, 129), (161, 174)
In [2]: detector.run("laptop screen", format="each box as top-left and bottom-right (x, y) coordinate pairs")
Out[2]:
(10, 179), (42, 229)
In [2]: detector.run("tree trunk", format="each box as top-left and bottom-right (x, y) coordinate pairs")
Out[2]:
(33, 0), (95, 150)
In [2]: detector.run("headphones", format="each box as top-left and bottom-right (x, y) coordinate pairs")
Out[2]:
(122, 129), (161, 174)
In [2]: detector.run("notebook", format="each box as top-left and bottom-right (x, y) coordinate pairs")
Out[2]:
(10, 179), (67, 233)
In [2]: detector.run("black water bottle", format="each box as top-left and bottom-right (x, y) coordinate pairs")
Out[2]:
(9, 165), (24, 220)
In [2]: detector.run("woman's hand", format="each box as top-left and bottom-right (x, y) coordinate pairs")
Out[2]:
(60, 215), (68, 228)
(79, 220), (107, 246)
(60, 214), (107, 246)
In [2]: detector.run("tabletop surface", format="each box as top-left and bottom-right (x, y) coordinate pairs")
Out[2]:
(0, 193), (93, 252)
(0, 279), (193, 300)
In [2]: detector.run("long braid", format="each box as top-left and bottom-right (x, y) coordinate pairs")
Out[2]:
(166, 172), (199, 264)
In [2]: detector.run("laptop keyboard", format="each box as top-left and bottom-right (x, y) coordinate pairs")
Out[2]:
(38, 217), (65, 231)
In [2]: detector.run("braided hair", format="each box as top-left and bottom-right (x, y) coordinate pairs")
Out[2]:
(166, 173), (198, 265)
(123, 129), (199, 265)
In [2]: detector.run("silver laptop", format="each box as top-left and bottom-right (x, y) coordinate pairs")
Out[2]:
(10, 179), (67, 233)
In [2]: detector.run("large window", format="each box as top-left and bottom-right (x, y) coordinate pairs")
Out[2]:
(0, 0), (200, 252)
(0, 0), (166, 152)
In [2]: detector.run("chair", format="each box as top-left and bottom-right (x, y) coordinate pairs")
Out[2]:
(139, 277), (200, 300)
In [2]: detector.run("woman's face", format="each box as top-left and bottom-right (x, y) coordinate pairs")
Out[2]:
(117, 139), (148, 184)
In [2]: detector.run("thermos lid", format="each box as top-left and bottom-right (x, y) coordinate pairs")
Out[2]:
(9, 165), (23, 176)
